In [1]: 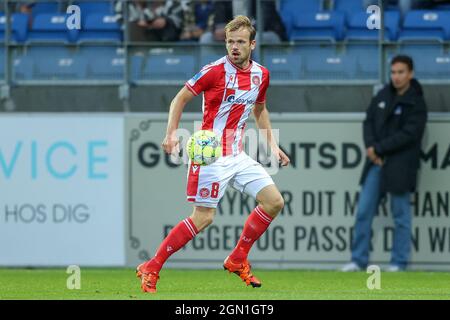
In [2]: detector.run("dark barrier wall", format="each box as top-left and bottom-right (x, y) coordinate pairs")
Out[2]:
(2, 85), (450, 113)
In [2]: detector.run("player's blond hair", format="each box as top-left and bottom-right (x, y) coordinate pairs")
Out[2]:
(225, 15), (256, 41)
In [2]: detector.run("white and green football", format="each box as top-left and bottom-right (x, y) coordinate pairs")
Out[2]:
(186, 130), (222, 166)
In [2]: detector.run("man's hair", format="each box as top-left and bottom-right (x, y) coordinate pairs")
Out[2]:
(225, 15), (256, 41)
(391, 55), (414, 71)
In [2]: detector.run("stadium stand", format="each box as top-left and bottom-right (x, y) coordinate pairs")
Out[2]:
(396, 44), (450, 79)
(398, 10), (450, 42)
(345, 10), (401, 41)
(81, 46), (125, 80)
(73, 1), (114, 14)
(1, 0), (450, 112)
(78, 13), (122, 43)
(288, 11), (345, 42)
(0, 13), (29, 43)
(263, 46), (302, 80)
(136, 49), (196, 81)
(13, 46), (86, 81)
(27, 13), (79, 43)
(30, 2), (60, 18)
(280, 0), (324, 38)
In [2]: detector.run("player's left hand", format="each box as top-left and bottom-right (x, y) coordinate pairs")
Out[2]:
(274, 147), (290, 167)
(162, 134), (180, 155)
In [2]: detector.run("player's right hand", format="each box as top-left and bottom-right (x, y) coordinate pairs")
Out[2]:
(162, 134), (180, 154)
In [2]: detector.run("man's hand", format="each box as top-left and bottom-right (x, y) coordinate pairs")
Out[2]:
(374, 157), (384, 166)
(150, 17), (167, 29)
(273, 146), (290, 167)
(367, 146), (384, 166)
(367, 147), (377, 162)
(162, 133), (179, 154)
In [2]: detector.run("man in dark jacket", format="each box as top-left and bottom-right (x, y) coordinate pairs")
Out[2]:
(342, 55), (428, 272)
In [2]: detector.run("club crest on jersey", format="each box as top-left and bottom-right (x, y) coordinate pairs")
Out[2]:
(252, 76), (261, 86)
(200, 188), (210, 198)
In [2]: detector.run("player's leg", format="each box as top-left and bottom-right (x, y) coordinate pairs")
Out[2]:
(137, 205), (215, 293)
(224, 154), (282, 287)
(141, 205), (215, 272)
(228, 184), (283, 264)
(137, 160), (231, 293)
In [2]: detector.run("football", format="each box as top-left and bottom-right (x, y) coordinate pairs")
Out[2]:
(186, 130), (222, 166)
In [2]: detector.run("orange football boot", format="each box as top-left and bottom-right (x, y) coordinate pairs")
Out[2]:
(136, 263), (159, 293)
(223, 256), (262, 288)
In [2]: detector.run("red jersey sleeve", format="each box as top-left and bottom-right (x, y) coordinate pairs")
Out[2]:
(256, 69), (270, 104)
(185, 65), (219, 96)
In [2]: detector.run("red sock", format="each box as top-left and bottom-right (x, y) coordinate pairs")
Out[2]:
(229, 206), (273, 263)
(143, 217), (198, 273)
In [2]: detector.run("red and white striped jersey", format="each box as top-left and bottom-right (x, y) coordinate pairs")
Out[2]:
(185, 56), (270, 156)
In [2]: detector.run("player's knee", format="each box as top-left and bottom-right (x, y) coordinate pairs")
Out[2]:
(191, 206), (215, 231)
(272, 195), (285, 213)
(261, 194), (284, 217)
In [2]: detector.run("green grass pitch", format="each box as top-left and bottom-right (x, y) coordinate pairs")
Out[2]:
(1, 268), (450, 300)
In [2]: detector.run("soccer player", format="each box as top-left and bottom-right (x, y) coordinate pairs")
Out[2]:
(136, 15), (290, 293)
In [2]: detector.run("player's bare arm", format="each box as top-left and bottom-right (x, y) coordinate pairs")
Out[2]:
(162, 86), (195, 154)
(253, 102), (290, 167)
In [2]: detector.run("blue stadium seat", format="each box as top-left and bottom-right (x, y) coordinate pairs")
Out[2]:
(289, 12), (345, 42)
(78, 13), (122, 43)
(27, 14), (79, 43)
(13, 53), (34, 81)
(346, 11), (400, 41)
(334, 0), (364, 17)
(302, 46), (356, 79)
(263, 47), (302, 80)
(280, 0), (323, 12)
(398, 10), (450, 42)
(73, 1), (114, 14)
(346, 44), (379, 79)
(0, 13), (29, 43)
(13, 46), (87, 80)
(31, 2), (59, 18)
(280, 0), (323, 37)
(397, 45), (450, 79)
(141, 53), (196, 81)
(80, 46), (125, 80)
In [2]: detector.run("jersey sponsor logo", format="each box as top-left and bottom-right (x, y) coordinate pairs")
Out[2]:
(252, 75), (261, 86)
(227, 96), (255, 105)
(227, 95), (236, 103)
(224, 88), (236, 102)
(199, 188), (210, 198)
